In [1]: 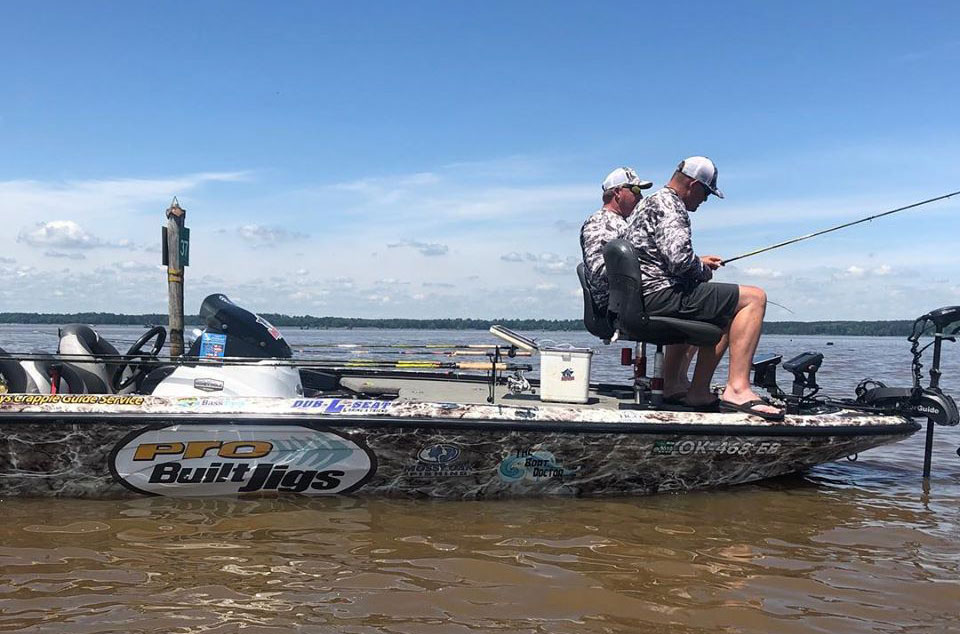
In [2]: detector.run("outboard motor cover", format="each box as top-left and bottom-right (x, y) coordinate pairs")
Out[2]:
(187, 294), (292, 359)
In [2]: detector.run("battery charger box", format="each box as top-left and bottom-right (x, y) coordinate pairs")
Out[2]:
(539, 346), (593, 403)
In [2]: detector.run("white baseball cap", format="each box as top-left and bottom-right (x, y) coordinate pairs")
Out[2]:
(678, 156), (724, 199)
(602, 167), (653, 192)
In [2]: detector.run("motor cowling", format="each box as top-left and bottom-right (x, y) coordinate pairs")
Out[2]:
(187, 294), (291, 359)
(857, 385), (959, 426)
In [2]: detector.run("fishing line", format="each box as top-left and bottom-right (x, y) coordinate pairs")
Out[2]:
(721, 190), (960, 265)
(767, 300), (794, 315)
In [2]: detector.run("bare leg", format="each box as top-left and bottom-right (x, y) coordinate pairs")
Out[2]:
(663, 344), (696, 397)
(720, 285), (780, 415)
(686, 333), (728, 406)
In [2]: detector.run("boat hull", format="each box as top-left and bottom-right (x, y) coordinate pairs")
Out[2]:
(0, 395), (919, 499)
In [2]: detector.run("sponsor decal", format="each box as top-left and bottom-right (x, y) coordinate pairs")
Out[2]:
(498, 448), (577, 482)
(915, 405), (940, 415)
(174, 397), (248, 409)
(560, 368), (575, 382)
(110, 425), (376, 496)
(199, 332), (227, 358)
(652, 440), (782, 456)
(0, 394), (145, 406)
(291, 398), (392, 414)
(403, 443), (477, 477)
(193, 378), (224, 392)
(417, 444), (460, 464)
(256, 315), (283, 341)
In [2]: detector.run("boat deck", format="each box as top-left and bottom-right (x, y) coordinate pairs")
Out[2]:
(336, 372), (652, 411)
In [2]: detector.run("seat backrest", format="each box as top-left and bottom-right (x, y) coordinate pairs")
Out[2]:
(0, 347), (85, 394)
(57, 324), (120, 393)
(0, 346), (29, 393)
(576, 263), (615, 340)
(603, 239), (645, 318)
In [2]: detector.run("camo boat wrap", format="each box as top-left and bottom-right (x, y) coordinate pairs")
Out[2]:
(0, 395), (919, 499)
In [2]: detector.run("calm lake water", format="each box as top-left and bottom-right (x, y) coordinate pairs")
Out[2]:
(2, 324), (960, 633)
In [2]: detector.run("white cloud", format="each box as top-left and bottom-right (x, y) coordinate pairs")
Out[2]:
(387, 240), (449, 256)
(237, 224), (308, 247)
(0, 172), (249, 223)
(44, 250), (86, 260)
(744, 267), (783, 278)
(18, 220), (113, 250)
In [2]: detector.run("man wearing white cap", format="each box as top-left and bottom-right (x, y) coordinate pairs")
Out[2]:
(620, 156), (782, 420)
(579, 167), (653, 310)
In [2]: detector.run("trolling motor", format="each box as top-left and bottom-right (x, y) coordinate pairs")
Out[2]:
(855, 306), (960, 478)
(754, 307), (960, 477)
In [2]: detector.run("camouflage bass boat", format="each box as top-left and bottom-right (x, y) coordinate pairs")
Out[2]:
(0, 295), (956, 499)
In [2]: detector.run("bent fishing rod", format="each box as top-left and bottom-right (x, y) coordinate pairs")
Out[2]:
(721, 190), (960, 265)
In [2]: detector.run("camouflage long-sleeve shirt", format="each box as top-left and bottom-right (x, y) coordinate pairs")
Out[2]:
(618, 188), (712, 294)
(579, 207), (628, 308)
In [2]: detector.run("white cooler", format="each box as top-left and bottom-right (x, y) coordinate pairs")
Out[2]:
(539, 345), (593, 403)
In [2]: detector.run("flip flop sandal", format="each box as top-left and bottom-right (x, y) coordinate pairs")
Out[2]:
(662, 393), (688, 406)
(719, 399), (785, 421)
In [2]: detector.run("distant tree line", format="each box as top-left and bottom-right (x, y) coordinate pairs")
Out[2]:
(0, 312), (922, 336)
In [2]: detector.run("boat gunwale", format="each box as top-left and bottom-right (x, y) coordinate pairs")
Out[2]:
(0, 410), (922, 437)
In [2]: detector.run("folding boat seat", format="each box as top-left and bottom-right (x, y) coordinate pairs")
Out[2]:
(578, 239), (723, 407)
(56, 325), (122, 393)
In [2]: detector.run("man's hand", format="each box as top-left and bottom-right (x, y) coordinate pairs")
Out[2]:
(700, 255), (724, 270)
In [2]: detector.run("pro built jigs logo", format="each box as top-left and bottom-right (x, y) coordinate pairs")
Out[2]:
(110, 425), (376, 496)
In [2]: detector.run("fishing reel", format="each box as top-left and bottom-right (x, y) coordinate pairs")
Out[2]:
(752, 351), (824, 414)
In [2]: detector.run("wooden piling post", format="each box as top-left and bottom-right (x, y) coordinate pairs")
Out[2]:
(163, 197), (188, 356)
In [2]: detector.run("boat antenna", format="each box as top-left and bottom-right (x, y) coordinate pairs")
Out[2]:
(721, 190), (960, 265)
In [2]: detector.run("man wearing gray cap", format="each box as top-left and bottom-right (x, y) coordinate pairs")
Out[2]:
(579, 167), (653, 311)
(619, 156), (782, 420)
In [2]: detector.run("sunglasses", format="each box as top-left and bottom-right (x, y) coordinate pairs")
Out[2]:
(622, 185), (646, 196)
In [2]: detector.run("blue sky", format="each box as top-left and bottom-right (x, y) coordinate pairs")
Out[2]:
(1, 1), (958, 320)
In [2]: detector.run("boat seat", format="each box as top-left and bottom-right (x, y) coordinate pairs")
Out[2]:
(0, 346), (85, 394)
(603, 239), (723, 347)
(592, 239), (724, 407)
(0, 346), (29, 393)
(57, 325), (122, 394)
(576, 263), (616, 342)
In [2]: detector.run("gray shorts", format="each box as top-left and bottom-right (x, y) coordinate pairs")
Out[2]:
(643, 282), (740, 329)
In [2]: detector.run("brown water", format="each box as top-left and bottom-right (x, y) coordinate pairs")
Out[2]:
(2, 326), (960, 633)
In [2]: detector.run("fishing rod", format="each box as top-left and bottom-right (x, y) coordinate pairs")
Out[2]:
(293, 343), (519, 350)
(298, 348), (532, 357)
(721, 190), (960, 265)
(0, 351), (532, 372)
